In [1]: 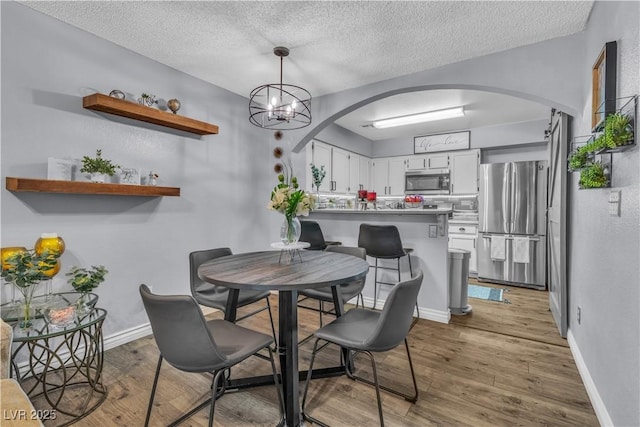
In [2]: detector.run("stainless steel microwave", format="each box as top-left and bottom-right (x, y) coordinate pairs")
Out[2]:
(405, 169), (450, 195)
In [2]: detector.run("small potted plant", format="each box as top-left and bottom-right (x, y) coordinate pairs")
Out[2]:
(66, 265), (108, 315)
(310, 163), (326, 195)
(579, 162), (609, 189)
(603, 112), (634, 148)
(80, 149), (119, 183)
(1, 248), (60, 329)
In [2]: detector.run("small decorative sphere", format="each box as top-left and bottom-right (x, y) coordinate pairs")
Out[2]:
(109, 90), (125, 100)
(273, 147), (283, 158)
(274, 131), (283, 140)
(274, 164), (283, 174)
(277, 173), (285, 182)
(167, 98), (181, 114)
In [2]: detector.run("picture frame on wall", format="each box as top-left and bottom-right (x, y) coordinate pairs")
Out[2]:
(414, 131), (470, 153)
(592, 41), (617, 130)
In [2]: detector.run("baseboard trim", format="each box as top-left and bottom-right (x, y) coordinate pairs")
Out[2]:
(103, 322), (152, 352)
(567, 329), (612, 427)
(360, 296), (450, 324)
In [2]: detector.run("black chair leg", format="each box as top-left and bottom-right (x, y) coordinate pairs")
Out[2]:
(144, 355), (163, 427)
(265, 297), (278, 349)
(373, 257), (379, 310)
(360, 350), (385, 427)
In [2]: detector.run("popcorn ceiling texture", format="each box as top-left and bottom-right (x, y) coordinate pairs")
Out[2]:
(20, 1), (593, 98)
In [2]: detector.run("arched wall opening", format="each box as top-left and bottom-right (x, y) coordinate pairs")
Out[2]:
(292, 83), (569, 153)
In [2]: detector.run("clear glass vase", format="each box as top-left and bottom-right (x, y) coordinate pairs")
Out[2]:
(16, 282), (40, 331)
(76, 292), (93, 316)
(280, 216), (301, 245)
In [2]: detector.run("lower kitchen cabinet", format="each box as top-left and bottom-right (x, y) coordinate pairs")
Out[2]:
(448, 222), (477, 274)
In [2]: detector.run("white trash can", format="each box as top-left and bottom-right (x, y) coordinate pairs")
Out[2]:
(448, 248), (471, 315)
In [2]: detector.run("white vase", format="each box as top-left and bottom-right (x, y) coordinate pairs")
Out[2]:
(90, 173), (106, 183)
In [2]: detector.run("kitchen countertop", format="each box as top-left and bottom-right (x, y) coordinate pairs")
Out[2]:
(311, 207), (452, 215)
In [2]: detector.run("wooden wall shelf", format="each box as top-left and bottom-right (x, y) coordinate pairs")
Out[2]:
(82, 93), (218, 135)
(6, 177), (180, 197)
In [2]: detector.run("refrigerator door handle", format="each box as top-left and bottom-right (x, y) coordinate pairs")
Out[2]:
(481, 235), (540, 242)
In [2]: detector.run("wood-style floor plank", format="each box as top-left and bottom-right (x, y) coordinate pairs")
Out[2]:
(27, 284), (597, 426)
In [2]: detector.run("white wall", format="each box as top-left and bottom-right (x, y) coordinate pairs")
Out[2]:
(1, 3), (275, 339)
(568, 2), (640, 426)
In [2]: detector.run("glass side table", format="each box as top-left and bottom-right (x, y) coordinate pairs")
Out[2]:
(5, 295), (107, 426)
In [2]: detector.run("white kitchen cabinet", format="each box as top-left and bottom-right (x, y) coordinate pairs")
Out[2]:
(372, 156), (407, 196)
(407, 153), (449, 170)
(358, 156), (370, 191)
(450, 149), (480, 194)
(308, 140), (369, 194)
(448, 222), (477, 274)
(331, 147), (350, 193)
(309, 141), (332, 192)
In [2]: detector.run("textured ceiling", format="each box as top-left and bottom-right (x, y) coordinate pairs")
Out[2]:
(20, 1), (593, 139)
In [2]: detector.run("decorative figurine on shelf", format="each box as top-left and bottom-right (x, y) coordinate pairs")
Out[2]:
(138, 93), (158, 107)
(66, 265), (108, 315)
(167, 98), (181, 114)
(109, 89), (125, 100)
(148, 171), (159, 186)
(80, 149), (120, 183)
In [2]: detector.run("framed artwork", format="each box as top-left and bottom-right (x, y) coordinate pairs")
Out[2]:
(414, 131), (470, 153)
(119, 168), (141, 185)
(592, 41), (617, 130)
(47, 158), (75, 181)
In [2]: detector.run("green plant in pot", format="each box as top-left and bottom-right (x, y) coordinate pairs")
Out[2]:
(80, 149), (119, 183)
(66, 265), (108, 315)
(1, 249), (60, 330)
(603, 112), (634, 148)
(579, 162), (609, 189)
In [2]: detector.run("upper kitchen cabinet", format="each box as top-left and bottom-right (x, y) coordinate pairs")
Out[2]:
(358, 155), (371, 192)
(450, 149), (480, 194)
(310, 141), (333, 192)
(348, 153), (371, 194)
(372, 156), (407, 196)
(308, 141), (367, 194)
(331, 147), (350, 193)
(407, 153), (449, 170)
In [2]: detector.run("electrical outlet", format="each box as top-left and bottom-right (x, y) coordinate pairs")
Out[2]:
(577, 306), (581, 325)
(428, 225), (437, 238)
(609, 201), (620, 216)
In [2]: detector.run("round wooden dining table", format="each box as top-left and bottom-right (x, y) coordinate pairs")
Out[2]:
(198, 250), (369, 427)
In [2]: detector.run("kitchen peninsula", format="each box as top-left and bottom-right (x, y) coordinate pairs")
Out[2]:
(309, 206), (452, 323)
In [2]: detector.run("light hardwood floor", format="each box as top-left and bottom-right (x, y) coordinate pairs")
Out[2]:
(34, 285), (597, 426)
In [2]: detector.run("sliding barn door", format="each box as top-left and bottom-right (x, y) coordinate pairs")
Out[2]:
(547, 109), (569, 338)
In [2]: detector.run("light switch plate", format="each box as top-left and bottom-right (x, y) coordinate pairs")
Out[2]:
(428, 225), (437, 238)
(609, 190), (621, 203)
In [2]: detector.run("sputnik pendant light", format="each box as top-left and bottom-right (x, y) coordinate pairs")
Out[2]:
(249, 46), (312, 130)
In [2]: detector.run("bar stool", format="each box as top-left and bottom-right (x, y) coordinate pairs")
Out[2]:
(357, 224), (418, 316)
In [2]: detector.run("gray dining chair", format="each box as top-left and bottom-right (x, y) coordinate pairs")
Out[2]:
(139, 284), (283, 427)
(299, 220), (342, 250)
(297, 246), (366, 345)
(189, 247), (277, 347)
(358, 224), (418, 317)
(301, 271), (423, 427)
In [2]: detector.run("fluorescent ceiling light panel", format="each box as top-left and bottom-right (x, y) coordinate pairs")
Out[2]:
(372, 106), (465, 129)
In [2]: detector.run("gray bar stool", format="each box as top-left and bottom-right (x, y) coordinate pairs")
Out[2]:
(357, 224), (418, 316)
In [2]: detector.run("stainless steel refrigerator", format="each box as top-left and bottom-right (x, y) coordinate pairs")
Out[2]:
(477, 161), (547, 289)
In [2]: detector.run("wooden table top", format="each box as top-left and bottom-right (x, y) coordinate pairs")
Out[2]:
(198, 250), (369, 292)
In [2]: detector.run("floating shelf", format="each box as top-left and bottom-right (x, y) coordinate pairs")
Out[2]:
(83, 93), (218, 135)
(6, 177), (180, 197)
